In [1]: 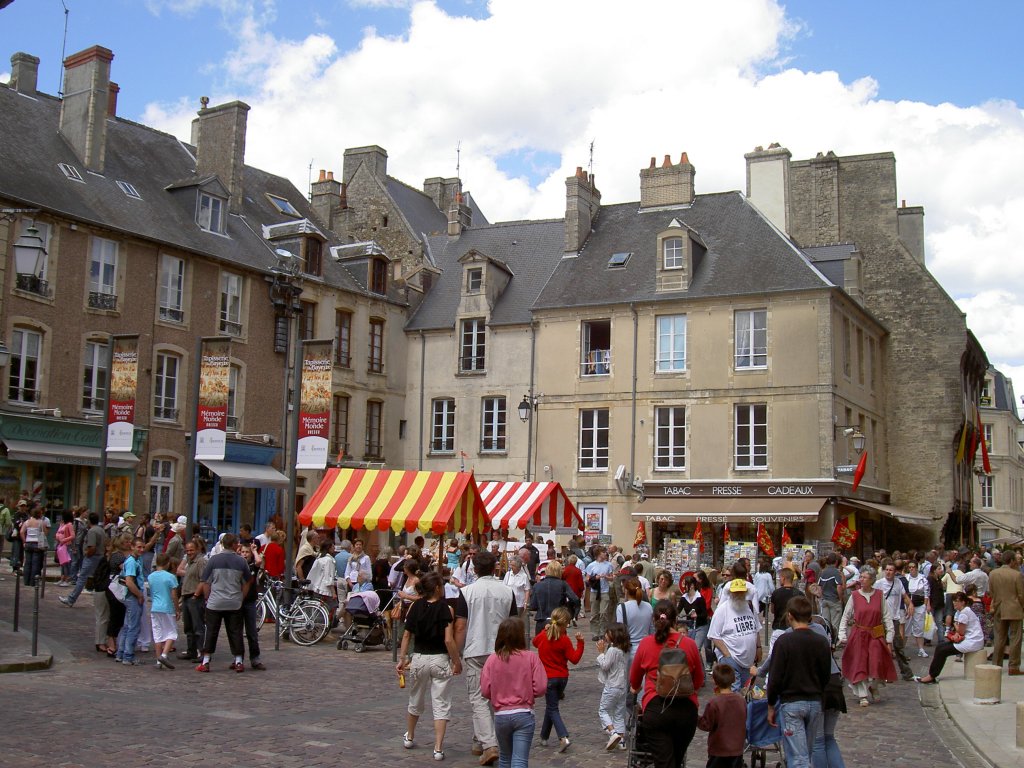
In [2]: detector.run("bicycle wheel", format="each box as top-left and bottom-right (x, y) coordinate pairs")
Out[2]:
(288, 599), (330, 646)
(255, 598), (267, 631)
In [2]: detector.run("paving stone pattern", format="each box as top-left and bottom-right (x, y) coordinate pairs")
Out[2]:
(0, 577), (975, 768)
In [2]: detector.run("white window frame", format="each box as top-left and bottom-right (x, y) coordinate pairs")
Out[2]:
(984, 423), (993, 452)
(734, 309), (767, 369)
(197, 192), (226, 234)
(149, 458), (175, 517)
(980, 474), (994, 509)
(220, 272), (243, 336)
(368, 319), (384, 373)
(431, 398), (456, 454)
(82, 340), (108, 413)
(89, 237), (118, 296)
(481, 396), (506, 453)
(656, 315), (686, 372)
(735, 403), (768, 469)
(579, 408), (609, 471)
(655, 406), (686, 470)
(158, 254), (185, 323)
(663, 236), (684, 269)
(8, 328), (41, 404)
(460, 318), (486, 372)
(365, 400), (383, 458)
(466, 267), (483, 292)
(227, 365), (240, 431)
(153, 352), (180, 421)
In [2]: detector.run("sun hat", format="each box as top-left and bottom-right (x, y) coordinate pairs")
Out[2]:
(176, 515), (187, 525)
(728, 578), (749, 592)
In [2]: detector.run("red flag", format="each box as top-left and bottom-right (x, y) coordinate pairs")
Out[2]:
(722, 523), (731, 545)
(978, 407), (992, 474)
(831, 515), (859, 550)
(694, 520), (704, 552)
(633, 521), (647, 548)
(756, 523), (775, 557)
(851, 451), (868, 492)
(781, 525), (792, 547)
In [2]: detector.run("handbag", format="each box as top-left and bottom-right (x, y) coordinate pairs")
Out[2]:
(923, 612), (935, 635)
(108, 578), (128, 603)
(56, 543), (71, 565)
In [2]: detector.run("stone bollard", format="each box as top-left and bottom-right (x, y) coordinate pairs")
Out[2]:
(964, 649), (988, 679)
(974, 663), (1002, 704)
(1017, 702), (1024, 748)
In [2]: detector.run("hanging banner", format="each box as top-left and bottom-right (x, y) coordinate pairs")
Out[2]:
(296, 340), (333, 470)
(107, 336), (139, 452)
(195, 339), (230, 461)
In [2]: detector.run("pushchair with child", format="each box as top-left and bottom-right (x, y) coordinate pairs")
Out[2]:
(745, 684), (786, 768)
(625, 695), (655, 768)
(336, 588), (395, 652)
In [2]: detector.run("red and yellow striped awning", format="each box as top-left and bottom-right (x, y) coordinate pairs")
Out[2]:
(477, 481), (583, 531)
(297, 468), (490, 535)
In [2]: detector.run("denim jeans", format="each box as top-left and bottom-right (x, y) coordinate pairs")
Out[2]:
(811, 708), (845, 768)
(495, 710), (535, 768)
(66, 554), (101, 605)
(22, 546), (44, 586)
(117, 595), (143, 661)
(716, 655), (752, 692)
(540, 677), (569, 740)
(779, 699), (823, 768)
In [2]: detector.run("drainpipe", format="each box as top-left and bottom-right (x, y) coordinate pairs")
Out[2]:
(630, 304), (639, 486)
(418, 331), (426, 471)
(526, 322), (537, 482)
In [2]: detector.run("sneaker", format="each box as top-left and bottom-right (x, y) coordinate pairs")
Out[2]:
(251, 661), (266, 670)
(955, 655), (963, 663)
(433, 749), (445, 761)
(195, 662), (210, 673)
(917, 649), (929, 658)
(557, 737), (570, 753)
(539, 739), (548, 747)
(479, 746), (499, 766)
(157, 654), (175, 670)
(58, 596), (73, 606)
(859, 697), (869, 707)
(606, 732), (622, 750)
(402, 732), (415, 749)
(178, 651), (198, 660)
(122, 658), (141, 666)
(232, 662), (244, 673)
(618, 742), (627, 750)
(137, 645), (150, 653)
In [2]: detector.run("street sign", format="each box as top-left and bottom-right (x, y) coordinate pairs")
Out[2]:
(836, 464), (857, 474)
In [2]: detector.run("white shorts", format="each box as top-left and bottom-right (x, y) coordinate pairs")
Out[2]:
(406, 653), (454, 720)
(150, 612), (179, 644)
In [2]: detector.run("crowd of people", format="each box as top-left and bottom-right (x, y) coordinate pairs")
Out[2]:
(7, 496), (1024, 768)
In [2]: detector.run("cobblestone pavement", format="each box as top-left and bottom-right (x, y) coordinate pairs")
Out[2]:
(0, 575), (979, 768)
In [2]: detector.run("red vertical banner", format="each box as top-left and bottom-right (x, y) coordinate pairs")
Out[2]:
(722, 523), (730, 545)
(757, 523), (776, 557)
(106, 336), (139, 452)
(195, 339), (230, 461)
(694, 520), (704, 552)
(297, 340), (333, 470)
(781, 525), (792, 547)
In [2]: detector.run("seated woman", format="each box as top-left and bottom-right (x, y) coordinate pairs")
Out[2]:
(914, 592), (984, 684)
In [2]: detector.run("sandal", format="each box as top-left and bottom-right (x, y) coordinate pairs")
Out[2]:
(913, 675), (938, 685)
(95, 644), (108, 653)
(859, 697), (869, 707)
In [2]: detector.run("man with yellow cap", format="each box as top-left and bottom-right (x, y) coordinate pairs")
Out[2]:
(708, 577), (763, 691)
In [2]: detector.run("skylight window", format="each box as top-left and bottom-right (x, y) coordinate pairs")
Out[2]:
(267, 193), (300, 216)
(58, 163), (84, 182)
(608, 252), (632, 269)
(116, 181), (142, 199)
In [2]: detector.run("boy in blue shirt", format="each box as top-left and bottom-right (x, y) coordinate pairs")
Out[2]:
(148, 552), (180, 669)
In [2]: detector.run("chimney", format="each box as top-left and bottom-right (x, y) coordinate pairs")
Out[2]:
(564, 166), (601, 253)
(447, 192), (472, 236)
(107, 82), (119, 117)
(9, 52), (40, 94)
(639, 152), (695, 208)
(424, 176), (462, 216)
(311, 169), (345, 229)
(897, 201), (926, 265)
(744, 143), (792, 233)
(194, 99), (250, 214)
(342, 145), (388, 185)
(59, 45), (114, 172)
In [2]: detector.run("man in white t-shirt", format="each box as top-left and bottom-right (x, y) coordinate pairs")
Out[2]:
(708, 578), (762, 691)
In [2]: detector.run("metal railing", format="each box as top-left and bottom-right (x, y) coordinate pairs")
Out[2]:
(88, 291), (118, 310)
(15, 274), (51, 297)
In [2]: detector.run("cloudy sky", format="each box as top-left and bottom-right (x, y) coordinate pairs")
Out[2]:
(4, 0), (1023, 400)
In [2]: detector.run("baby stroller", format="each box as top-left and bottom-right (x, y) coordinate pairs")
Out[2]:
(336, 588), (395, 653)
(745, 684), (786, 768)
(625, 695), (655, 768)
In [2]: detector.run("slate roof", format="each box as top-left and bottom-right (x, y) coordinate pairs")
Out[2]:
(534, 192), (831, 309)
(991, 368), (1018, 413)
(385, 177), (489, 241)
(409, 218), (564, 330)
(803, 243), (857, 288)
(0, 83), (393, 302)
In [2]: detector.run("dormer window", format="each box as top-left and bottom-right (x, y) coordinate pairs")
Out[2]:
(371, 258), (387, 295)
(267, 193), (300, 216)
(663, 237), (684, 269)
(304, 238), (323, 277)
(197, 192), (226, 234)
(466, 267), (482, 292)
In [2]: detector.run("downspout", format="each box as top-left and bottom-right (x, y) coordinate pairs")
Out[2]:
(527, 322), (537, 481)
(630, 303), (638, 486)
(418, 330), (426, 471)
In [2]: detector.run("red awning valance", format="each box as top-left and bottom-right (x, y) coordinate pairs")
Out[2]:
(477, 481), (582, 530)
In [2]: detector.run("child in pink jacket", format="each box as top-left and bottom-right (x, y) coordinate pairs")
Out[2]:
(481, 617), (547, 768)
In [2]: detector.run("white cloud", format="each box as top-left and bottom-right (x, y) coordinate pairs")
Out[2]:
(140, 0), (1024, 371)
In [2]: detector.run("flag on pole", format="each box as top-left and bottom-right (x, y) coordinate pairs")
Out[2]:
(981, 422), (992, 475)
(756, 523), (775, 557)
(831, 513), (859, 550)
(694, 520), (704, 552)
(781, 525), (792, 547)
(968, 408), (982, 464)
(722, 523), (730, 545)
(851, 451), (868, 492)
(633, 521), (647, 548)
(955, 418), (968, 465)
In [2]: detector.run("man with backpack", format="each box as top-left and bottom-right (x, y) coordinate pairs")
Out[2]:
(60, 512), (105, 607)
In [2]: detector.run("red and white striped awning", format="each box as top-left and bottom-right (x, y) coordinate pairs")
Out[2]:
(477, 481), (582, 531)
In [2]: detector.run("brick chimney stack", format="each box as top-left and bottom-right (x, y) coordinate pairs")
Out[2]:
(9, 52), (40, 95)
(564, 166), (601, 253)
(107, 82), (120, 117)
(424, 176), (463, 217)
(447, 192), (472, 236)
(639, 152), (695, 208)
(194, 100), (250, 214)
(311, 169), (346, 230)
(59, 45), (114, 172)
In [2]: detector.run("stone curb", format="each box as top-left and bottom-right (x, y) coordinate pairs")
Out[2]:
(0, 654), (53, 673)
(930, 680), (997, 768)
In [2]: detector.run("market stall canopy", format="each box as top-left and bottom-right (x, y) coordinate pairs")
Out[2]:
(298, 468), (489, 534)
(477, 481), (583, 531)
(631, 496), (823, 523)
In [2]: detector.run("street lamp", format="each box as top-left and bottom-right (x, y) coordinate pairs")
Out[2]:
(517, 395), (532, 423)
(13, 223), (47, 293)
(518, 393), (541, 481)
(834, 425), (866, 453)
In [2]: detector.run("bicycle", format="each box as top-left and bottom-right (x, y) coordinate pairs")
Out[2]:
(255, 578), (330, 646)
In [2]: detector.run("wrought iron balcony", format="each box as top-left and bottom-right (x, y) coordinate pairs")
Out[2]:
(88, 291), (118, 310)
(15, 274), (50, 297)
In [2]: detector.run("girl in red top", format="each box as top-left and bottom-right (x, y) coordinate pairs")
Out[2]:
(629, 600), (705, 768)
(262, 530), (286, 579)
(531, 606), (584, 753)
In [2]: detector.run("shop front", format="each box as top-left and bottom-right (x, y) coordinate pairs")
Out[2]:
(0, 412), (143, 521)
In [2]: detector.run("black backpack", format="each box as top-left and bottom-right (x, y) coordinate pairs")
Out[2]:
(89, 556), (113, 592)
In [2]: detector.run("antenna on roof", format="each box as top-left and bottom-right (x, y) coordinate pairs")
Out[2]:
(58, 0), (71, 97)
(307, 158), (314, 202)
(588, 139), (595, 177)
(456, 140), (461, 180)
